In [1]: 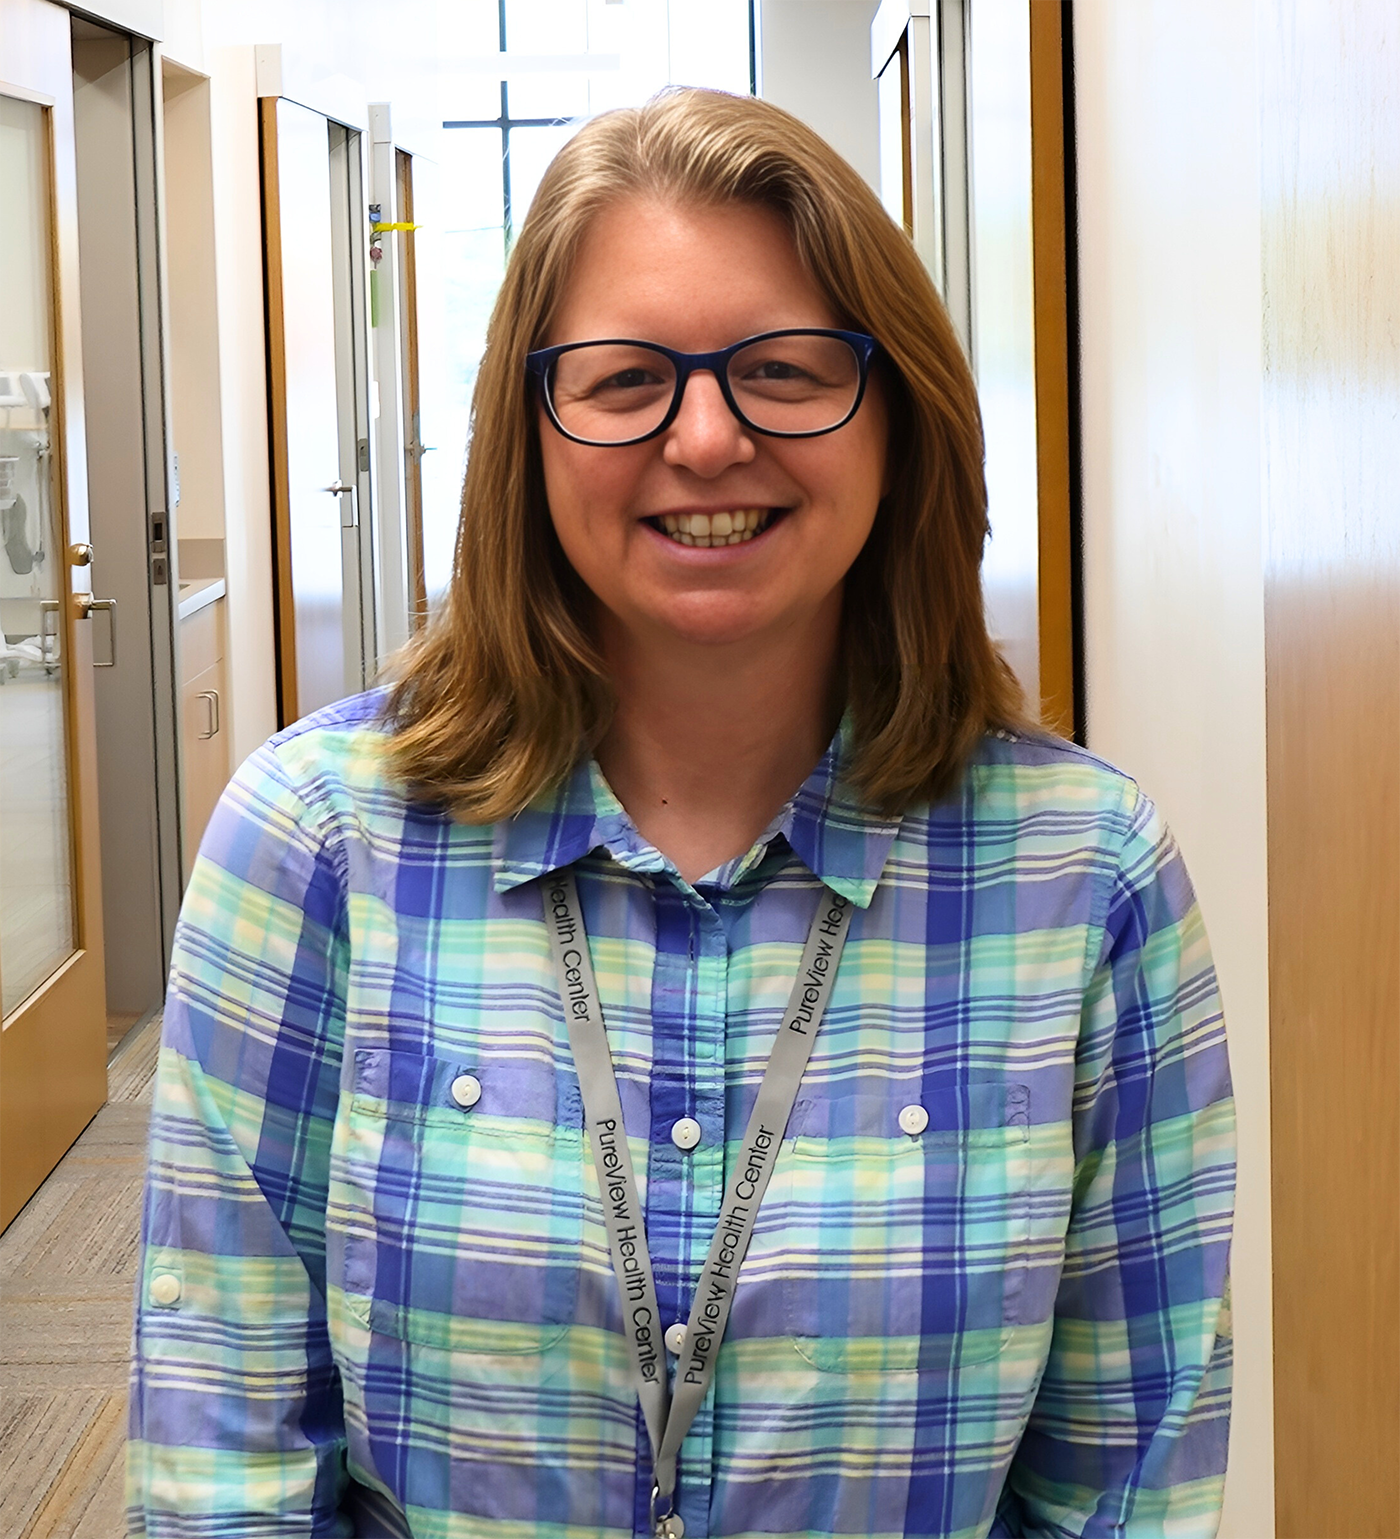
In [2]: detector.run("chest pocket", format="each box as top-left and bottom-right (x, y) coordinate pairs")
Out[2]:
(339, 1046), (584, 1353)
(780, 1079), (1030, 1371)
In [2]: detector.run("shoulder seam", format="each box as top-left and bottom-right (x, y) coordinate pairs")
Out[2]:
(250, 736), (354, 901)
(1087, 776), (1157, 974)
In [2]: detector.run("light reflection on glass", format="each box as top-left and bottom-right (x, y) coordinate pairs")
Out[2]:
(0, 93), (77, 1017)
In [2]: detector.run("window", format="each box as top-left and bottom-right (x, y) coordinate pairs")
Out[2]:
(425, 0), (753, 595)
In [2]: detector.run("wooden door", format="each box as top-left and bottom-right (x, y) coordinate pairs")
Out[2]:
(0, 0), (109, 1231)
(1264, 0), (1400, 1527)
(260, 95), (349, 724)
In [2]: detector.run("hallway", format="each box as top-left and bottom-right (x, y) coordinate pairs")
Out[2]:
(0, 1015), (159, 1538)
(0, 0), (1397, 1532)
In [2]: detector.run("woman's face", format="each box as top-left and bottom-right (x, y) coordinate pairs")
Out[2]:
(538, 196), (888, 654)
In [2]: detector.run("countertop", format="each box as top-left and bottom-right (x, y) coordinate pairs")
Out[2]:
(177, 576), (225, 621)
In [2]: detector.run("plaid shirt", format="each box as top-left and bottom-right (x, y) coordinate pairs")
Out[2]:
(127, 691), (1234, 1538)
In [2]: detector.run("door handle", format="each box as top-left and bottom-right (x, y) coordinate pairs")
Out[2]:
(197, 688), (220, 739)
(324, 479), (358, 528)
(75, 593), (117, 667)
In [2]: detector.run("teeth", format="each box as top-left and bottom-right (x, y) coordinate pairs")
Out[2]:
(659, 509), (771, 546)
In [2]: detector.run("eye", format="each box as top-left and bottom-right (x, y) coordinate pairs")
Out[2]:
(595, 366), (664, 392)
(729, 336), (859, 400)
(551, 346), (675, 408)
(748, 358), (810, 381)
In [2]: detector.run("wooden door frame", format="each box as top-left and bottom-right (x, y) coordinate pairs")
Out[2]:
(257, 93), (299, 728)
(1029, 0), (1078, 740)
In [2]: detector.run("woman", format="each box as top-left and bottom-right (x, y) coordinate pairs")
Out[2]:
(128, 90), (1234, 1538)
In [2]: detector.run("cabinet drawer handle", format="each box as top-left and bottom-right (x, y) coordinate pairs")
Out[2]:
(197, 689), (220, 739)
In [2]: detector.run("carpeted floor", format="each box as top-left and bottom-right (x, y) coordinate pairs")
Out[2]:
(0, 1013), (161, 1539)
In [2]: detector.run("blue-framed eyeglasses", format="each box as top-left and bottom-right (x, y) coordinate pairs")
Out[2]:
(525, 327), (880, 447)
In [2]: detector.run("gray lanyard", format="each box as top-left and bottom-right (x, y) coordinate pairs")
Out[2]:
(542, 869), (854, 1537)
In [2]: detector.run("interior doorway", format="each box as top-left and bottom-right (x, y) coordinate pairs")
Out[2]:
(261, 95), (378, 724)
(161, 59), (233, 881)
(69, 17), (182, 1056)
(871, 0), (1077, 736)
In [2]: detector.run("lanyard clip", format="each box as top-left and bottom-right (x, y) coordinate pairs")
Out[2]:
(650, 1484), (685, 1538)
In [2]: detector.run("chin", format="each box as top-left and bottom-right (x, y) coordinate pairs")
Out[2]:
(642, 597), (777, 650)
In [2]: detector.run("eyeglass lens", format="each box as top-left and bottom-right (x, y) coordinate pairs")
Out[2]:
(547, 333), (862, 443)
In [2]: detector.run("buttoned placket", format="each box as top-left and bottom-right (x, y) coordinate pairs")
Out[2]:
(642, 877), (729, 1539)
(493, 745), (894, 1536)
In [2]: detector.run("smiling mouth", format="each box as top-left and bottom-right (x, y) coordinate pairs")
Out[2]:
(646, 508), (776, 548)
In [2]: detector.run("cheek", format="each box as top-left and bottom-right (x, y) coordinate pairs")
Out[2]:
(539, 428), (641, 550)
(812, 440), (885, 558)
(841, 428), (888, 555)
(538, 426), (583, 537)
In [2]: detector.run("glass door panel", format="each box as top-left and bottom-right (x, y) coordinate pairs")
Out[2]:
(0, 92), (76, 1017)
(1, 0), (108, 1236)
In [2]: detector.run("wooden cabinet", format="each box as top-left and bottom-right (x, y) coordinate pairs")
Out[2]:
(179, 590), (229, 877)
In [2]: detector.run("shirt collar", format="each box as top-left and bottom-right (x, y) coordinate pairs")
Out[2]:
(492, 717), (901, 908)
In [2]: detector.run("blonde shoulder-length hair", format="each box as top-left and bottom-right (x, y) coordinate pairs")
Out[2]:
(386, 87), (1029, 820)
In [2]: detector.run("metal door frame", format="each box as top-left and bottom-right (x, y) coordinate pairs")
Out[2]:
(129, 27), (185, 965)
(328, 118), (379, 688)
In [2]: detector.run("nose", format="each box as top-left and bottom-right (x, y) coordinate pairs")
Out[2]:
(661, 368), (755, 475)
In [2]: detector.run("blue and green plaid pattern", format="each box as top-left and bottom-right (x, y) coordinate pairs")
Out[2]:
(127, 692), (1234, 1537)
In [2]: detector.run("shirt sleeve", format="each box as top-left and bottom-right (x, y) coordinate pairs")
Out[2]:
(126, 739), (355, 1537)
(995, 784), (1236, 1537)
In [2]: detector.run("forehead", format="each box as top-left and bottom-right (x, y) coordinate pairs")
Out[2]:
(546, 195), (840, 347)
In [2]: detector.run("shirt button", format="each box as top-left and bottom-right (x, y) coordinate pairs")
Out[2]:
(664, 1322), (688, 1355)
(450, 1074), (482, 1109)
(150, 1272), (182, 1307)
(670, 1116), (702, 1151)
(898, 1103), (929, 1136)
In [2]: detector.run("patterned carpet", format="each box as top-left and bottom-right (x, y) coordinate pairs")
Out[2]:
(0, 1014), (160, 1538)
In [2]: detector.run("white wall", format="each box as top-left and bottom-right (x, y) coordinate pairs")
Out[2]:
(162, 67), (225, 547)
(163, 0), (441, 150)
(758, 0), (881, 191)
(1073, 2), (1273, 1531)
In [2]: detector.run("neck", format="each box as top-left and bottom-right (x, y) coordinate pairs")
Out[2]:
(596, 604), (842, 884)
